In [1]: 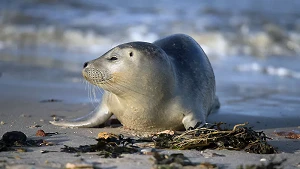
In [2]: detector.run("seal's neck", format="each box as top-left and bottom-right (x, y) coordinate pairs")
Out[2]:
(115, 73), (175, 109)
(119, 83), (173, 103)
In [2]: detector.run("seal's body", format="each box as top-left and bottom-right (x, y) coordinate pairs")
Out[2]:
(51, 34), (220, 131)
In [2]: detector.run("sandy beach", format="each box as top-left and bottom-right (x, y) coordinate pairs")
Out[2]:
(1, 56), (299, 169)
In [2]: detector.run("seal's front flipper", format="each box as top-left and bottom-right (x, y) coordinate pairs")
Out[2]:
(182, 111), (206, 130)
(50, 104), (112, 128)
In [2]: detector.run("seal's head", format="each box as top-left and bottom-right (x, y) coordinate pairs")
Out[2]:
(82, 42), (174, 98)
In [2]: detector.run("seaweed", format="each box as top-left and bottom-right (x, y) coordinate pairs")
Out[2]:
(61, 134), (138, 158)
(152, 152), (218, 169)
(152, 123), (276, 154)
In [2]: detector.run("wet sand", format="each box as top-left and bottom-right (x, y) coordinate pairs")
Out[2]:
(0, 57), (300, 169)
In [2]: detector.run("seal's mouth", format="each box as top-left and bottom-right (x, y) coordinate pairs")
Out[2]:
(82, 68), (111, 85)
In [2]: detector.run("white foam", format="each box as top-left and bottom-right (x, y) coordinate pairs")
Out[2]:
(236, 63), (300, 79)
(127, 25), (158, 42)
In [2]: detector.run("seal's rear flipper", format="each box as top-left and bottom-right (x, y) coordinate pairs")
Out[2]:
(50, 105), (112, 128)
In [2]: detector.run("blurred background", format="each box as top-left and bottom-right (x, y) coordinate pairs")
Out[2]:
(1, 0), (300, 67)
(0, 0), (300, 118)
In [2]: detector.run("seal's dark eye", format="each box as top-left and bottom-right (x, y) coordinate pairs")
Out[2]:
(129, 52), (133, 57)
(109, 56), (118, 61)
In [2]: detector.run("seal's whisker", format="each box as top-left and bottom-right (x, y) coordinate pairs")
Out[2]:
(95, 85), (104, 95)
(105, 79), (128, 94)
(86, 80), (89, 97)
(89, 85), (99, 108)
(83, 78), (87, 90)
(91, 84), (99, 108)
(115, 83), (145, 97)
(105, 80), (151, 104)
(81, 78), (86, 84)
(87, 82), (92, 103)
(84, 80), (93, 105)
(92, 85), (97, 103)
(111, 74), (149, 92)
(102, 80), (124, 94)
(104, 81), (136, 100)
(87, 83), (97, 107)
(93, 85), (102, 103)
(109, 78), (150, 98)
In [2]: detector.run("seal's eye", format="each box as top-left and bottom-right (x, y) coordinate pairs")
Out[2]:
(108, 56), (118, 61)
(129, 52), (133, 57)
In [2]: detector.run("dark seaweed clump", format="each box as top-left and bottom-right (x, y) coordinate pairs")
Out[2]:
(153, 123), (276, 154)
(61, 134), (138, 158)
(152, 153), (218, 169)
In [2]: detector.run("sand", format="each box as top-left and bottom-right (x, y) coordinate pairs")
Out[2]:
(0, 58), (299, 169)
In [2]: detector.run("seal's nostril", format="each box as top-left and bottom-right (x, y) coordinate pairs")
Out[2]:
(83, 62), (89, 68)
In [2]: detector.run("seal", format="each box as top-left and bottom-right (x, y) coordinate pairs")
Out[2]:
(50, 34), (220, 131)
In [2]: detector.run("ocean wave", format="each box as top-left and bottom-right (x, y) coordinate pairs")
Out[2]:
(0, 23), (299, 62)
(1, 0), (300, 63)
(236, 62), (300, 79)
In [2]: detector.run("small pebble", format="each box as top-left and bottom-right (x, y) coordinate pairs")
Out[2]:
(65, 159), (93, 169)
(14, 156), (21, 159)
(16, 148), (27, 152)
(201, 151), (214, 158)
(29, 124), (42, 128)
(36, 130), (47, 137)
(43, 140), (55, 146)
(0, 121), (5, 125)
(141, 148), (156, 155)
(197, 162), (218, 169)
(260, 158), (267, 162)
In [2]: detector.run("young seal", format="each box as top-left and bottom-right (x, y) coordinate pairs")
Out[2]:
(51, 34), (220, 131)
